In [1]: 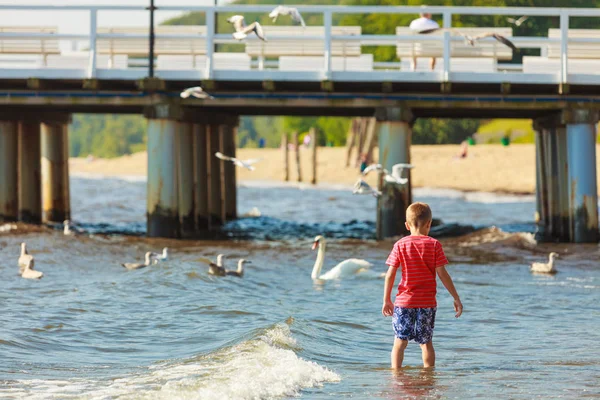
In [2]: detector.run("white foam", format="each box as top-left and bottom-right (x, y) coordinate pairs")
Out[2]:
(5, 324), (340, 400)
(71, 172), (147, 183)
(413, 187), (535, 203)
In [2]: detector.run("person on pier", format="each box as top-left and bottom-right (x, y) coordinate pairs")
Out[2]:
(409, 12), (439, 71)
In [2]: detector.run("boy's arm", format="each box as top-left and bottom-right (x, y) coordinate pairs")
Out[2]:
(436, 266), (463, 318)
(382, 266), (397, 317)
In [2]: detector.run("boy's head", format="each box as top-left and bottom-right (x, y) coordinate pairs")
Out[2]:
(405, 202), (432, 233)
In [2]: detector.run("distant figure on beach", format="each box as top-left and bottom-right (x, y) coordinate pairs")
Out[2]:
(409, 11), (440, 71)
(258, 137), (266, 148)
(359, 154), (368, 173)
(457, 140), (468, 159)
(303, 134), (311, 148)
(382, 202), (463, 369)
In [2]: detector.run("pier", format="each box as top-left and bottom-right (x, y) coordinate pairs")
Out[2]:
(0, 4), (599, 242)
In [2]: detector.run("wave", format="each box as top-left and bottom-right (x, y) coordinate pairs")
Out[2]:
(4, 323), (340, 400)
(452, 227), (537, 249)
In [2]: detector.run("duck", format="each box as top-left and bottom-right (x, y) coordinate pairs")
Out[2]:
(226, 259), (251, 278)
(530, 252), (559, 274)
(21, 257), (43, 280)
(121, 252), (153, 270)
(311, 235), (373, 280)
(18, 242), (34, 275)
(150, 247), (169, 264)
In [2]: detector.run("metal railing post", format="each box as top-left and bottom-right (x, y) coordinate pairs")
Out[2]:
(87, 9), (97, 79)
(148, 0), (156, 77)
(206, 8), (215, 79)
(324, 10), (332, 80)
(442, 11), (452, 81)
(560, 11), (569, 85)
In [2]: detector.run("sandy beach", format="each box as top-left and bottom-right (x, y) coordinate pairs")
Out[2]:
(68, 144), (600, 194)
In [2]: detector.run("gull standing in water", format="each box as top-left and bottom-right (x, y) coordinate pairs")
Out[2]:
(150, 247), (169, 264)
(269, 6), (306, 27)
(226, 259), (251, 278)
(18, 242), (34, 275)
(21, 258), (43, 280)
(63, 220), (78, 236)
(353, 178), (381, 197)
(530, 252), (559, 274)
(122, 252), (153, 270)
(215, 152), (261, 171)
(227, 15), (267, 41)
(180, 86), (214, 99)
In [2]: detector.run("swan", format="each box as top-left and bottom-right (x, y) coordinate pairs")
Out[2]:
(18, 242), (34, 275)
(311, 235), (373, 280)
(530, 252), (559, 274)
(150, 247), (168, 264)
(21, 258), (43, 280)
(122, 252), (153, 270)
(226, 259), (251, 278)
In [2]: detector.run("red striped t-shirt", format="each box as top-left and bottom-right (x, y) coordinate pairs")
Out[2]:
(385, 235), (448, 308)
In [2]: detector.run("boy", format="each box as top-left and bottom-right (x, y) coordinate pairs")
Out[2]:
(382, 202), (463, 369)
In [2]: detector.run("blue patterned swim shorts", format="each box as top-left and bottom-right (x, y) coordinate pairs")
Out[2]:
(392, 307), (437, 344)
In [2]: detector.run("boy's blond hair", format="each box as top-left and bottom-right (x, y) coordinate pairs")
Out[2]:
(406, 202), (432, 228)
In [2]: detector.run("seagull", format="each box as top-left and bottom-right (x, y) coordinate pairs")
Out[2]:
(215, 152), (261, 171)
(530, 252), (559, 274)
(507, 16), (529, 27)
(63, 220), (78, 236)
(227, 15), (267, 41)
(150, 247), (168, 264)
(18, 242), (34, 275)
(0, 223), (17, 233)
(269, 6), (306, 27)
(21, 258), (43, 280)
(197, 254), (226, 276)
(121, 252), (153, 270)
(180, 86), (213, 99)
(416, 28), (519, 53)
(353, 178), (381, 198)
(362, 163), (410, 185)
(226, 259), (251, 278)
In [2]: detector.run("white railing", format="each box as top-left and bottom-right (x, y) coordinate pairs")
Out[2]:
(0, 4), (599, 84)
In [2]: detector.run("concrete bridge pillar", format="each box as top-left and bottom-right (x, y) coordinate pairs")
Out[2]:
(375, 107), (413, 240)
(18, 121), (42, 223)
(178, 121), (195, 238)
(41, 117), (71, 223)
(193, 123), (209, 233)
(564, 110), (599, 243)
(0, 121), (18, 222)
(220, 119), (239, 221)
(207, 123), (223, 227)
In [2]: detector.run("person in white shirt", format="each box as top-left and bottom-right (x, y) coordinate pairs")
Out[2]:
(409, 13), (440, 71)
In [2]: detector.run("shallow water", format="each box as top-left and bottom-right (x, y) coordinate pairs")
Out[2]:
(0, 177), (598, 399)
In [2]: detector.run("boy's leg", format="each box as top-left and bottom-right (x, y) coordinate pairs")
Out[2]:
(392, 338), (408, 369)
(420, 341), (435, 367)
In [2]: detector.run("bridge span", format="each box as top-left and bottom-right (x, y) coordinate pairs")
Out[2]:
(0, 4), (598, 242)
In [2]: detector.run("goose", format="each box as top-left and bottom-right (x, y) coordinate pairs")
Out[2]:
(180, 86), (214, 99)
(227, 15), (267, 41)
(197, 254), (226, 276)
(530, 252), (559, 274)
(417, 28), (519, 53)
(21, 258), (43, 280)
(226, 259), (251, 278)
(269, 6), (306, 27)
(18, 242), (34, 275)
(311, 235), (373, 280)
(507, 16), (529, 27)
(150, 247), (168, 264)
(121, 252), (153, 270)
(352, 178), (381, 197)
(215, 152), (261, 171)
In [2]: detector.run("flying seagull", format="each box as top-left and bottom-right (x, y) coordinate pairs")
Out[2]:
(362, 163), (410, 185)
(215, 152), (261, 171)
(227, 15), (267, 41)
(416, 28), (519, 53)
(269, 6), (306, 27)
(180, 86), (214, 99)
(353, 178), (381, 198)
(507, 16), (529, 27)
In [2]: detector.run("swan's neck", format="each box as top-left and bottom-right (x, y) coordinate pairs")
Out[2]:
(20, 244), (26, 256)
(237, 261), (244, 274)
(312, 242), (326, 279)
(145, 254), (152, 265)
(163, 249), (168, 257)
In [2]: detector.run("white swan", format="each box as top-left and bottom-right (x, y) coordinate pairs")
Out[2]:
(530, 252), (559, 274)
(311, 235), (372, 280)
(18, 242), (34, 275)
(122, 252), (153, 270)
(150, 247), (168, 264)
(226, 259), (251, 278)
(21, 257), (43, 280)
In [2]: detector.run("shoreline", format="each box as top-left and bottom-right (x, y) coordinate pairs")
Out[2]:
(69, 144), (600, 195)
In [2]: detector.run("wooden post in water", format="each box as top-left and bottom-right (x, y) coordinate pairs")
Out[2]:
(345, 119), (357, 167)
(294, 131), (302, 182)
(310, 127), (317, 185)
(282, 133), (289, 181)
(356, 118), (367, 167)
